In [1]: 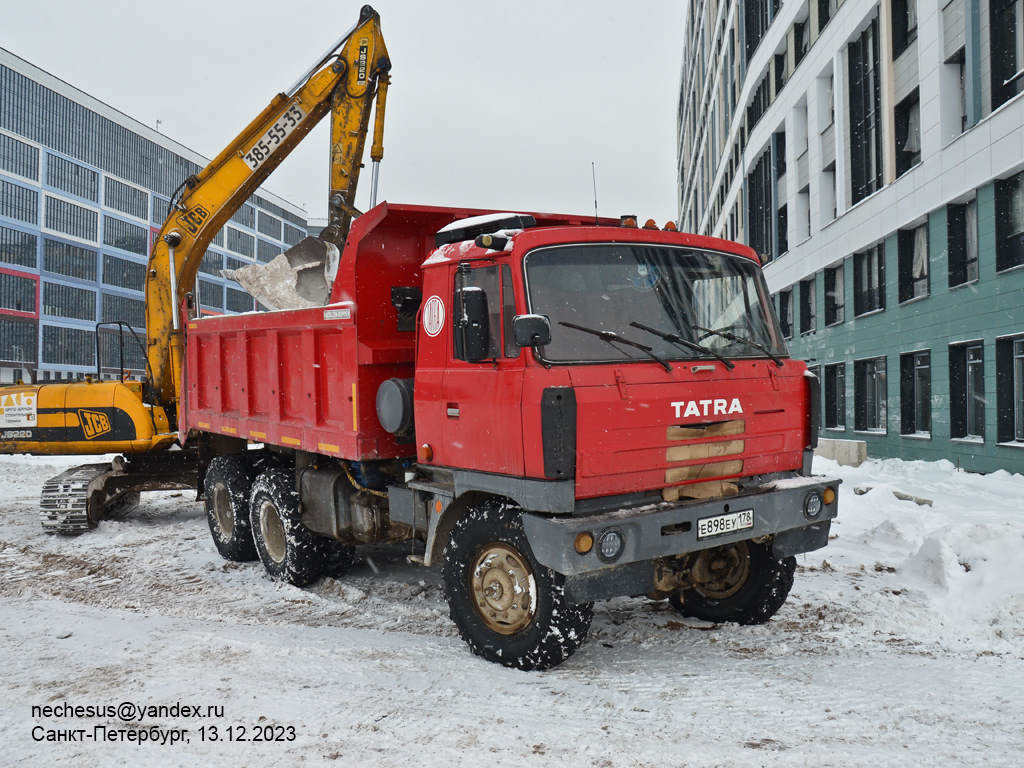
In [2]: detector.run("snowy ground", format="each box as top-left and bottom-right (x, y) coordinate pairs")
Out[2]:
(1, 454), (1023, 767)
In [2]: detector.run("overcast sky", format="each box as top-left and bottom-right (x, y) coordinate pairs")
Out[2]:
(2, 0), (685, 226)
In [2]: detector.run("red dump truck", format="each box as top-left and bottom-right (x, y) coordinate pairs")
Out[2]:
(185, 202), (839, 670)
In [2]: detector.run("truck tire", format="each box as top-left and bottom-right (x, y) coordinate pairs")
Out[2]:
(442, 501), (593, 671)
(204, 455), (258, 562)
(670, 540), (796, 625)
(249, 469), (323, 587)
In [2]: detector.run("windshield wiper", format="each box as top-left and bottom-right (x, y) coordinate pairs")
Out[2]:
(629, 322), (735, 370)
(692, 324), (784, 367)
(559, 321), (672, 372)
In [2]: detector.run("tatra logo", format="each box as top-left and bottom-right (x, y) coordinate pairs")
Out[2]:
(79, 410), (112, 440)
(671, 399), (743, 419)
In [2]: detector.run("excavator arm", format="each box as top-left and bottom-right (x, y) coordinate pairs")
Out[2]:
(147, 4), (390, 414)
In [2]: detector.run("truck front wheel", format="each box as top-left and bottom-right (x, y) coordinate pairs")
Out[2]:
(249, 469), (323, 587)
(204, 455), (258, 562)
(670, 540), (795, 625)
(442, 501), (593, 671)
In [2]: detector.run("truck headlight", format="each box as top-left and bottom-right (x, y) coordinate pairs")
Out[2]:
(804, 491), (823, 520)
(598, 528), (624, 563)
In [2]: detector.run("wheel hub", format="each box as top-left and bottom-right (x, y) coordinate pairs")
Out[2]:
(470, 543), (535, 635)
(690, 541), (750, 599)
(259, 499), (287, 564)
(212, 483), (234, 537)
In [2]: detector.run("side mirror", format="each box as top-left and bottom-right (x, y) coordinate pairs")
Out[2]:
(456, 286), (491, 362)
(512, 314), (552, 347)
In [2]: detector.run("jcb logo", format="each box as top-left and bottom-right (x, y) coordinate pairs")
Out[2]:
(174, 205), (210, 236)
(79, 410), (112, 440)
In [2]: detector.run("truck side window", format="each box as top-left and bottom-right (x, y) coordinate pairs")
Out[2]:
(502, 265), (520, 359)
(453, 265), (501, 361)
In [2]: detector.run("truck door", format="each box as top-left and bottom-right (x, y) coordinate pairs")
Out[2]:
(440, 263), (525, 476)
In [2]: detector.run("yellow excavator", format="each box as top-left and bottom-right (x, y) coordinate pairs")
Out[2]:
(0, 5), (391, 533)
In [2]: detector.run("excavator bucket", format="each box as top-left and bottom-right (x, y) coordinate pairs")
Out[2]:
(224, 236), (341, 310)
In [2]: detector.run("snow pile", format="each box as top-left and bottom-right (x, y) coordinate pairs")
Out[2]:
(806, 457), (1024, 654)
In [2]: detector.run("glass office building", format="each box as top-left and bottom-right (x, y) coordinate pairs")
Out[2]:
(0, 46), (308, 384)
(678, 1), (1024, 473)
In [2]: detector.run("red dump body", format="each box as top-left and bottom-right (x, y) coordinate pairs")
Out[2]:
(183, 202), (812, 498)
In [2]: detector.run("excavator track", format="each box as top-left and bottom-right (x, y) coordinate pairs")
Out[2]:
(39, 452), (198, 535)
(40, 463), (115, 535)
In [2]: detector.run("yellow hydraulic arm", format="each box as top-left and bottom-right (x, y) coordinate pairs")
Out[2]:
(147, 4), (390, 416)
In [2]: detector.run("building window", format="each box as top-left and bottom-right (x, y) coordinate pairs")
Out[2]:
(102, 254), (146, 292)
(900, 351), (931, 435)
(0, 133), (39, 180)
(894, 91), (921, 177)
(1, 179), (40, 225)
(0, 225), (37, 269)
(230, 203), (256, 229)
(0, 271), (36, 313)
(0, 316), (37, 363)
(891, 0), (918, 58)
(795, 22), (809, 67)
(778, 289), (794, 338)
(284, 223), (305, 247)
(800, 277), (816, 334)
(849, 19), (883, 204)
(745, 0), (772, 60)
(950, 342), (985, 439)
(257, 211), (282, 240)
(103, 216), (147, 256)
(103, 177), (148, 220)
(151, 195), (170, 226)
(898, 225), (929, 303)
(991, 0), (1024, 109)
(99, 330), (146, 372)
(996, 171), (1024, 271)
(42, 281), (95, 321)
(199, 279), (223, 309)
(42, 324), (95, 367)
(825, 263), (845, 325)
(199, 250), (223, 276)
(43, 239), (97, 281)
(948, 200), (979, 286)
(818, 0), (837, 33)
(855, 357), (887, 431)
(995, 336), (1024, 442)
(227, 228), (255, 258)
(854, 244), (885, 315)
(824, 362), (846, 429)
(226, 288), (255, 314)
(101, 293), (145, 329)
(257, 239), (280, 263)
(45, 196), (98, 241)
(46, 154), (98, 202)
(747, 149), (773, 263)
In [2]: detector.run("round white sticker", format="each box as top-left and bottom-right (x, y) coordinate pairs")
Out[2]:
(423, 296), (445, 337)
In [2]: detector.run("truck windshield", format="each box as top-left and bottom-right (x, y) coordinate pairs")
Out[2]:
(524, 244), (787, 365)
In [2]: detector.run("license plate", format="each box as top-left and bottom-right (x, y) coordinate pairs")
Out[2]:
(697, 509), (754, 539)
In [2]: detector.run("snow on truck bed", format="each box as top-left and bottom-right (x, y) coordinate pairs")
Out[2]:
(1, 454), (1023, 766)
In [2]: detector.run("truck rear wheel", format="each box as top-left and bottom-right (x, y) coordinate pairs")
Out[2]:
(204, 455), (257, 562)
(442, 501), (593, 671)
(249, 469), (323, 587)
(670, 540), (796, 625)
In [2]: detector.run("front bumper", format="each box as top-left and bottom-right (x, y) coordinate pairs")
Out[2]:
(521, 474), (839, 579)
